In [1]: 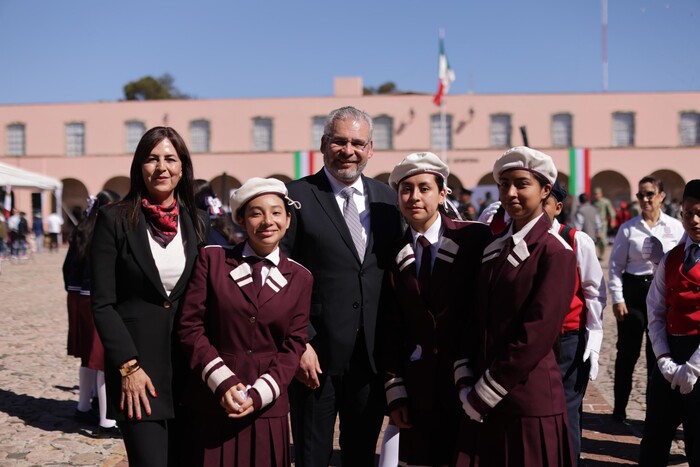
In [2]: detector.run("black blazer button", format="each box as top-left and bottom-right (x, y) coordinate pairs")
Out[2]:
(163, 301), (172, 309)
(352, 302), (360, 309)
(248, 316), (257, 325)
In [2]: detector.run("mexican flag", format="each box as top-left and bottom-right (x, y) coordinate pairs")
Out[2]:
(433, 34), (456, 106)
(294, 151), (315, 179)
(569, 147), (591, 198)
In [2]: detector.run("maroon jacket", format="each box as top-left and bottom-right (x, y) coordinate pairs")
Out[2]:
(178, 242), (312, 422)
(464, 214), (577, 418)
(381, 215), (491, 412)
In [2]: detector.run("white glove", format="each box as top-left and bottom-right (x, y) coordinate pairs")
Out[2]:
(657, 356), (681, 384)
(477, 201), (502, 225)
(642, 236), (664, 265)
(459, 387), (483, 423)
(584, 349), (600, 381)
(671, 362), (700, 395)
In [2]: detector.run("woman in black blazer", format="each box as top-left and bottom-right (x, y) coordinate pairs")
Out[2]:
(91, 127), (207, 467)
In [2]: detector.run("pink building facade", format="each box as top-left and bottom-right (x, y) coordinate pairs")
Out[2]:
(1, 77), (699, 234)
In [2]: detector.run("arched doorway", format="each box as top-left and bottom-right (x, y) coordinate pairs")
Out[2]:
(61, 178), (89, 240)
(210, 174), (242, 208)
(590, 171), (631, 207)
(103, 176), (130, 199)
(374, 172), (390, 185)
(650, 169), (684, 203)
(476, 172), (494, 186)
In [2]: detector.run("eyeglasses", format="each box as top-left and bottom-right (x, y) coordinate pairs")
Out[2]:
(636, 191), (658, 200)
(327, 136), (371, 152)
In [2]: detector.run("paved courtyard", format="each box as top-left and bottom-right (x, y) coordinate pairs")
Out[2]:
(0, 248), (690, 466)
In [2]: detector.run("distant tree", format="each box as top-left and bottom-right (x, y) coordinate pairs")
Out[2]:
(123, 73), (189, 100)
(377, 82), (397, 94)
(362, 81), (398, 95)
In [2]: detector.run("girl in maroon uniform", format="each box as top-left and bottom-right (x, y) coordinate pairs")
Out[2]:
(456, 147), (577, 467)
(178, 178), (312, 466)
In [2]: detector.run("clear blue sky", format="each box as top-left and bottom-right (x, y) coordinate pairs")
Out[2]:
(1, 0), (698, 105)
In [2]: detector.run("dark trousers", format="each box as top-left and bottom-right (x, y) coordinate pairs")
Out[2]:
(119, 418), (182, 467)
(640, 335), (700, 467)
(557, 331), (590, 465)
(614, 273), (655, 418)
(289, 331), (384, 467)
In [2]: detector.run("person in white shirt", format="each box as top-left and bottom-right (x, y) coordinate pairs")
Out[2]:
(640, 179), (700, 466)
(544, 182), (607, 463)
(47, 211), (64, 252)
(608, 175), (685, 422)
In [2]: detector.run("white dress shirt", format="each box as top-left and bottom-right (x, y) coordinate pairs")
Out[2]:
(241, 242), (281, 287)
(553, 219), (607, 354)
(324, 167), (369, 249)
(647, 237), (700, 359)
(409, 214), (443, 273)
(148, 219), (186, 297)
(608, 213), (684, 304)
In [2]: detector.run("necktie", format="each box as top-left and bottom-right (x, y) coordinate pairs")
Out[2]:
(683, 244), (700, 274)
(246, 257), (266, 296)
(341, 187), (365, 260)
(418, 235), (433, 297)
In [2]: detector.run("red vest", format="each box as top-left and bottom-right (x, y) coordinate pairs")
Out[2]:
(559, 225), (586, 333)
(665, 244), (700, 335)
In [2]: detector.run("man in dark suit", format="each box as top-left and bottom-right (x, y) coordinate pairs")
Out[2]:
(283, 106), (402, 466)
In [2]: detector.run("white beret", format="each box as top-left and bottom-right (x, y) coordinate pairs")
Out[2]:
(230, 177), (299, 222)
(492, 146), (557, 185)
(388, 152), (449, 190)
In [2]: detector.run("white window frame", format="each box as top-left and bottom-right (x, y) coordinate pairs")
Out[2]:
(7, 123), (25, 156)
(190, 119), (210, 153)
(612, 112), (635, 147)
(490, 114), (512, 148)
(551, 113), (573, 148)
(125, 120), (146, 154)
(372, 115), (393, 150)
(431, 114), (453, 150)
(311, 116), (325, 148)
(680, 112), (700, 146)
(66, 122), (85, 156)
(252, 117), (273, 152)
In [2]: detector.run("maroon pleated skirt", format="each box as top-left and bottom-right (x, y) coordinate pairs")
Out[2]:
(455, 412), (574, 467)
(66, 292), (104, 370)
(191, 415), (290, 467)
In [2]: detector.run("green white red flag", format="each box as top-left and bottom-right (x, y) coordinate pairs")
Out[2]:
(433, 34), (456, 106)
(569, 147), (591, 197)
(294, 151), (314, 179)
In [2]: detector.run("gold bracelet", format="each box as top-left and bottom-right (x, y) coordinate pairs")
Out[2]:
(119, 361), (141, 377)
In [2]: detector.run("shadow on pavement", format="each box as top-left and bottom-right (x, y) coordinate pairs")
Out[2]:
(583, 437), (640, 464)
(0, 388), (86, 435)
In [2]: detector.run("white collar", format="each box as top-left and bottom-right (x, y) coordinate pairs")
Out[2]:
(242, 242), (280, 266)
(410, 214), (443, 248)
(511, 213), (545, 245)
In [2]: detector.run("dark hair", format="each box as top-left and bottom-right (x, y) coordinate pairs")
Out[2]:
(194, 179), (216, 210)
(71, 190), (121, 262)
(118, 126), (206, 245)
(639, 175), (664, 193)
(579, 193), (589, 204)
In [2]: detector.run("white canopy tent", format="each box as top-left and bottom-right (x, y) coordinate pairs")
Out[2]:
(0, 161), (63, 216)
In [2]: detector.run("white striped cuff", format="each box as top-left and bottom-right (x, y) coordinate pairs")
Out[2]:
(251, 373), (280, 409)
(206, 364), (235, 394)
(453, 358), (473, 384)
(474, 370), (508, 408)
(384, 377), (408, 405)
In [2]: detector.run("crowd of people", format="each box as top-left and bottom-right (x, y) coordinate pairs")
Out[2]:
(37, 106), (699, 466)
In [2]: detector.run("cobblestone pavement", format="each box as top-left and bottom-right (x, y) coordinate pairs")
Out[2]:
(0, 248), (691, 466)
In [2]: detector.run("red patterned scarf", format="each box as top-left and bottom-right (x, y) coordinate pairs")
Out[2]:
(141, 197), (179, 247)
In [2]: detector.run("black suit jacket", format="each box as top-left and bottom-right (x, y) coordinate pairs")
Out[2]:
(91, 203), (204, 421)
(282, 169), (402, 375)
